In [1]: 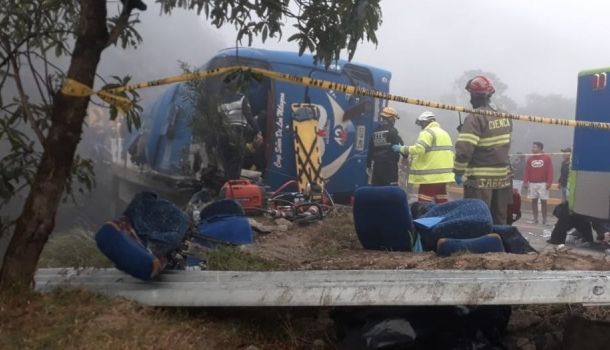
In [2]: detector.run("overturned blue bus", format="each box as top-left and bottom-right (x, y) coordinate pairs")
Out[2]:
(111, 48), (392, 207)
(570, 67), (610, 220)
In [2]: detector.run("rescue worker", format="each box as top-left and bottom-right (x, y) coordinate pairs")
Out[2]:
(547, 201), (609, 244)
(217, 85), (262, 180)
(393, 111), (454, 203)
(366, 107), (404, 186)
(454, 76), (513, 224)
(242, 109), (267, 171)
(557, 147), (571, 203)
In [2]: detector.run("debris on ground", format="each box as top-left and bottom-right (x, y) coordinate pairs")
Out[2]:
(249, 218), (288, 233)
(37, 207), (610, 349)
(245, 214), (610, 272)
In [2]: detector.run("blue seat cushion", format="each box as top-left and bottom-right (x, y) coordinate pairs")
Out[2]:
(196, 215), (254, 246)
(122, 191), (189, 257)
(436, 233), (505, 257)
(195, 199), (254, 246)
(95, 222), (164, 281)
(199, 199), (245, 220)
(353, 186), (414, 251)
(418, 199), (493, 251)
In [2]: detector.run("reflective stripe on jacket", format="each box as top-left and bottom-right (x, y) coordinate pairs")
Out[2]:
(367, 124), (403, 168)
(219, 95), (247, 127)
(403, 122), (454, 185)
(454, 106), (513, 189)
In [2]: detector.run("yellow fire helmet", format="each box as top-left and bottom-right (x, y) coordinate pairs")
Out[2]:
(379, 106), (399, 120)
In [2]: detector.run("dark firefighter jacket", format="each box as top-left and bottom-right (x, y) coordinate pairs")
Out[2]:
(367, 124), (403, 169)
(454, 106), (513, 189)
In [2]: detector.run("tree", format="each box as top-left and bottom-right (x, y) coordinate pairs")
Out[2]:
(0, 0), (383, 287)
(513, 93), (576, 154)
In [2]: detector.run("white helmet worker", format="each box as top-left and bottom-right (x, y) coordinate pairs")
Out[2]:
(415, 111), (436, 126)
(379, 106), (399, 120)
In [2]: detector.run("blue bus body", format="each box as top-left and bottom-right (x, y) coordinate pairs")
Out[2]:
(127, 48), (391, 202)
(570, 67), (610, 219)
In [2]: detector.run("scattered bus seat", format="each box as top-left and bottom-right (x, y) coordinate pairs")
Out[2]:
(437, 233), (505, 257)
(95, 220), (165, 281)
(95, 192), (189, 280)
(353, 186), (416, 251)
(194, 199), (254, 247)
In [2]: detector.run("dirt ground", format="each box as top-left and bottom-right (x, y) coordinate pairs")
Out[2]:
(504, 304), (610, 349)
(0, 289), (335, 350)
(246, 213), (610, 271)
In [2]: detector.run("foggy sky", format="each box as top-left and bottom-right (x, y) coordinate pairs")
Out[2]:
(98, 3), (225, 105)
(209, 0), (610, 105)
(111, 1), (610, 112)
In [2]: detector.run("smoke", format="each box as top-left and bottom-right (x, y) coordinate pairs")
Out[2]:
(9, 1), (608, 232)
(53, 3), (228, 231)
(99, 3), (226, 107)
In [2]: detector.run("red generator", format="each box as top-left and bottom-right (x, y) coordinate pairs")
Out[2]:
(220, 180), (265, 214)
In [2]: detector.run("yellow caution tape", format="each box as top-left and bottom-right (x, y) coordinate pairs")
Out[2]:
(61, 78), (94, 97)
(61, 66), (610, 130)
(104, 66), (238, 93)
(62, 79), (133, 113)
(247, 67), (610, 130)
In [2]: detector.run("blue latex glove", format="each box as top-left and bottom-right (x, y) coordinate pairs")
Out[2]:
(392, 144), (402, 153)
(455, 174), (463, 186)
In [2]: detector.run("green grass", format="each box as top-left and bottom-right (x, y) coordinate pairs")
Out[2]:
(38, 228), (113, 268)
(37, 227), (279, 272)
(206, 245), (279, 271)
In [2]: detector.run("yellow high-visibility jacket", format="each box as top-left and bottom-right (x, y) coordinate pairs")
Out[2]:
(400, 122), (454, 184)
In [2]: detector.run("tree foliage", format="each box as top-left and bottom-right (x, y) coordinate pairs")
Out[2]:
(0, 0), (144, 232)
(1, 0), (382, 218)
(0, 0), (383, 286)
(158, 0), (382, 65)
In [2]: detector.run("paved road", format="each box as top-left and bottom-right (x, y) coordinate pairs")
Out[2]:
(515, 211), (607, 258)
(438, 188), (608, 258)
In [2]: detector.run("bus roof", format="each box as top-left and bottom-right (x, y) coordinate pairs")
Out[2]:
(578, 66), (610, 77)
(214, 47), (391, 77)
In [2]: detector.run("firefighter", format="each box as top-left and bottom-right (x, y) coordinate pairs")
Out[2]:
(242, 109), (267, 171)
(366, 107), (404, 186)
(393, 111), (454, 203)
(454, 76), (513, 224)
(217, 85), (262, 180)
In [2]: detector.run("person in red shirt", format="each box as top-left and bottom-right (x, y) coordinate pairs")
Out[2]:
(523, 141), (553, 225)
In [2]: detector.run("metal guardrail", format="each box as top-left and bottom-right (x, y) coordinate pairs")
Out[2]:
(35, 268), (610, 307)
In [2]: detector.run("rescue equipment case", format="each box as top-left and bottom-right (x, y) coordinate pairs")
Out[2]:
(220, 180), (265, 213)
